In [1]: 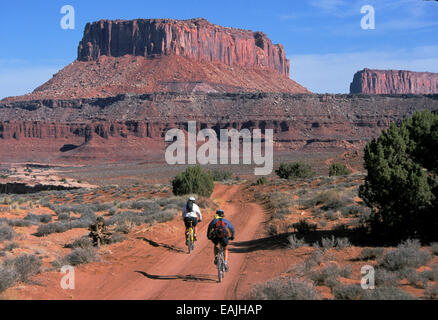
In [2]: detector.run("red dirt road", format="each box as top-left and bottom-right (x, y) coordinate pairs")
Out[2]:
(6, 184), (267, 300)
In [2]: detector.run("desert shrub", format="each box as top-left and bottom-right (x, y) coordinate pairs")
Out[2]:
(321, 236), (337, 249)
(358, 247), (384, 261)
(194, 196), (215, 209)
(70, 236), (93, 249)
(35, 222), (69, 237)
(424, 284), (438, 299)
(420, 267), (438, 282)
(255, 177), (267, 185)
(324, 210), (339, 221)
(292, 219), (317, 235)
(276, 162), (315, 180)
(130, 200), (160, 212)
(375, 268), (399, 287)
(0, 225), (15, 242)
(361, 287), (416, 300)
(210, 169), (233, 182)
(335, 237), (351, 250)
(329, 163), (352, 176)
(55, 247), (99, 267)
(249, 277), (319, 300)
(287, 235), (307, 249)
(153, 209), (176, 223)
(309, 263), (351, 288)
(430, 242), (438, 255)
(333, 284), (363, 300)
(265, 192), (293, 210)
(398, 268), (422, 287)
(318, 219), (327, 228)
(359, 110), (438, 241)
(378, 239), (431, 271)
(266, 223), (278, 236)
(302, 249), (325, 271)
(3, 254), (42, 282)
(6, 219), (32, 227)
(107, 207), (117, 216)
(58, 213), (70, 221)
(340, 205), (365, 217)
(108, 233), (127, 244)
(171, 165), (214, 197)
(0, 267), (18, 293)
(25, 213), (52, 224)
(4, 242), (19, 252)
(80, 208), (97, 222)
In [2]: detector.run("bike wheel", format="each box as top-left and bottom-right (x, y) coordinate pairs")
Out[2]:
(217, 252), (224, 282)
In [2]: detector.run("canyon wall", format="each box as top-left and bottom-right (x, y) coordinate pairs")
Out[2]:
(1, 93), (437, 163)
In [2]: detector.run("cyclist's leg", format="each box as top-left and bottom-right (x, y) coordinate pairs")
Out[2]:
(213, 239), (219, 264)
(223, 238), (230, 262)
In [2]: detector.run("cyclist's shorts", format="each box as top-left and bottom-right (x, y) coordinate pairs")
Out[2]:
(184, 217), (198, 228)
(212, 237), (229, 247)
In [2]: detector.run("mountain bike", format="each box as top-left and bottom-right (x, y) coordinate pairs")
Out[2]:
(217, 243), (226, 282)
(186, 220), (195, 254)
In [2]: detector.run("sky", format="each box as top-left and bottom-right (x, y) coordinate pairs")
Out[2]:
(0, 0), (437, 98)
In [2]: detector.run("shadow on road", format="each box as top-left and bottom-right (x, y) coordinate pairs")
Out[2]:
(229, 234), (289, 253)
(137, 237), (186, 253)
(135, 271), (217, 283)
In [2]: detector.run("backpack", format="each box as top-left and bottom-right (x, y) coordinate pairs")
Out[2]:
(213, 219), (229, 239)
(186, 200), (194, 213)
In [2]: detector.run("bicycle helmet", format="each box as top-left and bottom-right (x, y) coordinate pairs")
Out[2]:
(188, 196), (196, 202)
(216, 209), (225, 217)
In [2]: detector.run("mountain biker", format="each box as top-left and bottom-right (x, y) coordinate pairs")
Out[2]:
(207, 209), (235, 272)
(182, 196), (202, 244)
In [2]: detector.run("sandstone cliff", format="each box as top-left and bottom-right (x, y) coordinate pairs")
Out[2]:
(78, 18), (290, 77)
(350, 68), (438, 94)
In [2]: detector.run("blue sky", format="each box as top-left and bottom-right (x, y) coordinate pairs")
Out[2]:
(0, 0), (437, 98)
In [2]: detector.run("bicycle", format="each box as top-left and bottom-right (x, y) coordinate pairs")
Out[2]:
(186, 220), (195, 254)
(217, 243), (226, 282)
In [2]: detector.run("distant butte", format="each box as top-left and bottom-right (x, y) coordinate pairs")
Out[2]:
(350, 68), (438, 94)
(3, 18), (309, 102)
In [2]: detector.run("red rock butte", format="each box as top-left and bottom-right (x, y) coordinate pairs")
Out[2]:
(4, 18), (309, 102)
(350, 68), (438, 94)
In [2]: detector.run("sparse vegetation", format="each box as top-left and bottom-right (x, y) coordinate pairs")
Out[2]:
(249, 277), (320, 300)
(329, 163), (351, 176)
(0, 225), (15, 242)
(378, 239), (431, 271)
(276, 162), (314, 180)
(210, 169), (233, 182)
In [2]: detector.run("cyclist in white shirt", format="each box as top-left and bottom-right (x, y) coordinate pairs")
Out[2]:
(182, 196), (202, 243)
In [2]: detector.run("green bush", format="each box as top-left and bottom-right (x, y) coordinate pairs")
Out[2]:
(255, 177), (267, 185)
(171, 165), (214, 197)
(329, 163), (352, 176)
(359, 110), (438, 241)
(210, 169), (233, 182)
(275, 162), (314, 180)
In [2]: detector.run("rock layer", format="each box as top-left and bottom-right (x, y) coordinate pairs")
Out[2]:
(78, 18), (290, 77)
(1, 93), (437, 163)
(350, 68), (438, 94)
